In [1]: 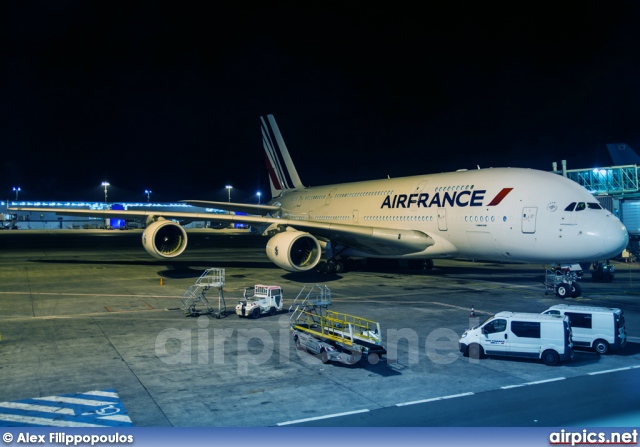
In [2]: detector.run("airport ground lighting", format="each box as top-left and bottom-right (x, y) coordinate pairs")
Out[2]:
(257, 191), (261, 204)
(145, 189), (152, 203)
(101, 182), (110, 204)
(226, 185), (232, 202)
(12, 187), (21, 200)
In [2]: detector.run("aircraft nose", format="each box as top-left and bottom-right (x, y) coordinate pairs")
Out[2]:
(599, 217), (629, 260)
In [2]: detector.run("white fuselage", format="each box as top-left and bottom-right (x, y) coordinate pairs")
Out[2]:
(270, 167), (628, 264)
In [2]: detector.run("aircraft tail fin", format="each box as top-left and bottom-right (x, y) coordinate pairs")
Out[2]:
(261, 115), (304, 198)
(606, 143), (640, 166)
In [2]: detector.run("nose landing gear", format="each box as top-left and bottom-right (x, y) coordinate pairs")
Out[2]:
(545, 263), (583, 298)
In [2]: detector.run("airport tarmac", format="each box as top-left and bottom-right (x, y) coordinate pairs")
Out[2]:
(0, 229), (639, 427)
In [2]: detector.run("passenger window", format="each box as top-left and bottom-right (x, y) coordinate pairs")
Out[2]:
(511, 321), (541, 338)
(565, 312), (592, 329)
(564, 202), (576, 211)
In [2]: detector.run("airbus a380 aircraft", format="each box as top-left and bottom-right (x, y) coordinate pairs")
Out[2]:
(11, 115), (628, 294)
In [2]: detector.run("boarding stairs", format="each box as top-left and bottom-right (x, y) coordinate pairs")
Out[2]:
(181, 268), (227, 318)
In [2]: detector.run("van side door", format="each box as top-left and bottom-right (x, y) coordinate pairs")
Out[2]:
(565, 312), (593, 348)
(480, 318), (508, 356)
(509, 321), (542, 358)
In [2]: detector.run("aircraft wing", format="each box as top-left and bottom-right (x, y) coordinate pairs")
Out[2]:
(180, 200), (280, 216)
(9, 206), (434, 256)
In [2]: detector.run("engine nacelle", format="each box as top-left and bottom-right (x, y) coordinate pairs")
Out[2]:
(266, 231), (322, 272)
(142, 219), (188, 259)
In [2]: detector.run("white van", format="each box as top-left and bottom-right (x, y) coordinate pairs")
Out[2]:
(458, 312), (573, 366)
(541, 304), (626, 354)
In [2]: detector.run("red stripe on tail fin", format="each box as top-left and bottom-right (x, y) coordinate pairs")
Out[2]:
(265, 152), (283, 192)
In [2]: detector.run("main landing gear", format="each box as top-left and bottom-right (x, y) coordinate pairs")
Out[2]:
(317, 257), (435, 274)
(544, 263), (583, 298)
(317, 258), (347, 274)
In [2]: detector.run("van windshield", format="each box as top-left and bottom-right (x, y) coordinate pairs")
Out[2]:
(472, 315), (494, 329)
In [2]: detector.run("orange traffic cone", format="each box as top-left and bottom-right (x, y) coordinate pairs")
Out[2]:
(160, 278), (164, 286)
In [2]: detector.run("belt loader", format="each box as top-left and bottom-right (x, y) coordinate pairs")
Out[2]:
(289, 285), (386, 365)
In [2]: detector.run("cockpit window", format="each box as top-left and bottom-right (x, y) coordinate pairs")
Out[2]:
(565, 202), (602, 212)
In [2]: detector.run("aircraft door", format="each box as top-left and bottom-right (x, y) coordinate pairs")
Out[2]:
(325, 189), (337, 205)
(522, 207), (537, 233)
(437, 208), (447, 231)
(415, 180), (428, 193)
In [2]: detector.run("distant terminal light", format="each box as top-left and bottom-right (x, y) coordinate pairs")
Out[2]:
(4, 201), (229, 214)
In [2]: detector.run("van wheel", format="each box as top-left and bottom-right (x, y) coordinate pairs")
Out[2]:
(542, 349), (559, 366)
(251, 308), (260, 319)
(594, 339), (610, 354)
(556, 284), (570, 299)
(320, 350), (329, 364)
(269, 307), (276, 316)
(468, 344), (484, 360)
(294, 336), (303, 350)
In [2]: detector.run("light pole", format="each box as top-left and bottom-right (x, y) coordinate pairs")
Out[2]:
(145, 189), (152, 203)
(257, 191), (261, 204)
(101, 182), (110, 204)
(225, 185), (232, 203)
(12, 187), (21, 201)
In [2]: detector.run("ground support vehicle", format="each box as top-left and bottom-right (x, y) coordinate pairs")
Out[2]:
(591, 261), (615, 282)
(459, 311), (573, 366)
(544, 263), (583, 298)
(181, 268), (227, 318)
(542, 304), (626, 354)
(289, 284), (386, 365)
(235, 284), (284, 318)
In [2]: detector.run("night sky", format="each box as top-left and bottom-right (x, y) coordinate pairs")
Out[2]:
(3, 2), (640, 203)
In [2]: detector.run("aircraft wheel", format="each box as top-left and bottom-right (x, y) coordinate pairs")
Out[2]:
(334, 261), (345, 273)
(317, 261), (328, 273)
(556, 283), (570, 299)
(571, 282), (582, 298)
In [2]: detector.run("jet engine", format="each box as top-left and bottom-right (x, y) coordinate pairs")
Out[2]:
(142, 219), (188, 259)
(265, 231), (322, 272)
